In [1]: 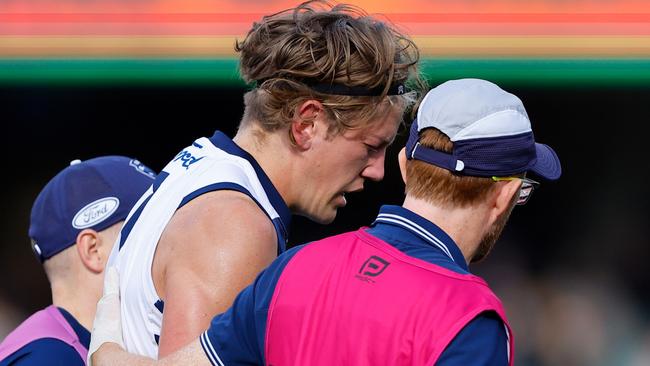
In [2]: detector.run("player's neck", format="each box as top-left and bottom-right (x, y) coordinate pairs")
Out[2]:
(402, 196), (491, 264)
(51, 277), (99, 331)
(233, 125), (295, 206)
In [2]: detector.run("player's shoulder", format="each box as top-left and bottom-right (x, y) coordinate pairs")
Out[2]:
(173, 189), (272, 230)
(0, 338), (84, 366)
(161, 189), (276, 256)
(201, 189), (274, 234)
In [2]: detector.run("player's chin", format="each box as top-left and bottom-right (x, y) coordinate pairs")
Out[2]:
(314, 212), (337, 225)
(309, 206), (338, 225)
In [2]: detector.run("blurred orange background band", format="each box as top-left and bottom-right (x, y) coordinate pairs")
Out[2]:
(1, 0), (649, 58)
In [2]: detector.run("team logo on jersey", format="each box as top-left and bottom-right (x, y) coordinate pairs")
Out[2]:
(72, 197), (120, 229)
(173, 150), (204, 169)
(355, 255), (390, 283)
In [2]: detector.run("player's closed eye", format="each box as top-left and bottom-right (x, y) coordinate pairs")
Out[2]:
(365, 144), (380, 154)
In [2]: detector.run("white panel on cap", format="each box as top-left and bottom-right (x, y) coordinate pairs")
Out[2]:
(416, 86), (436, 125)
(415, 79), (534, 142)
(451, 109), (532, 142)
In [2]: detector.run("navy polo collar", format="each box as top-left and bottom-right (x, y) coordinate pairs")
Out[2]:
(58, 307), (90, 349)
(209, 131), (292, 235)
(371, 205), (468, 271)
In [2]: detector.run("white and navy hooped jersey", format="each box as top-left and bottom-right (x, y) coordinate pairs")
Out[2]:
(107, 130), (291, 359)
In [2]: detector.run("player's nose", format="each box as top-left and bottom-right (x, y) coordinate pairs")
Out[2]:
(361, 154), (385, 182)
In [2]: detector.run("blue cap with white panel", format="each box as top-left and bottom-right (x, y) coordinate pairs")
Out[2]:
(29, 156), (156, 262)
(406, 78), (561, 180)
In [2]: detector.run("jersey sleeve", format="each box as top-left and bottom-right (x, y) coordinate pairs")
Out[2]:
(435, 311), (509, 366)
(199, 245), (305, 366)
(0, 339), (84, 366)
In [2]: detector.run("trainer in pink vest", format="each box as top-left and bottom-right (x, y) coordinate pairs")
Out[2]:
(0, 305), (87, 362)
(264, 229), (515, 366)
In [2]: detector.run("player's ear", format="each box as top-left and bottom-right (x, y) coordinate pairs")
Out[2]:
(398, 147), (408, 184)
(290, 100), (324, 150)
(76, 229), (103, 274)
(487, 179), (520, 225)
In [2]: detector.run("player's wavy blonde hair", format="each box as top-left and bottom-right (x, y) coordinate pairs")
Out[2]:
(236, 0), (426, 138)
(405, 128), (499, 207)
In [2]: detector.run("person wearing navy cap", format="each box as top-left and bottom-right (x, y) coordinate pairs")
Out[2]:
(0, 156), (156, 366)
(88, 79), (560, 366)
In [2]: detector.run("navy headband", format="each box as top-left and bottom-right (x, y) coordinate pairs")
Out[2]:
(307, 82), (406, 96)
(256, 78), (406, 96)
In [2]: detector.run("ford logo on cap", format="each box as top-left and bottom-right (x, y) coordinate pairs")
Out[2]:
(72, 197), (120, 229)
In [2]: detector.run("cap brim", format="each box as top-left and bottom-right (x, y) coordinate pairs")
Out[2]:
(531, 143), (562, 181)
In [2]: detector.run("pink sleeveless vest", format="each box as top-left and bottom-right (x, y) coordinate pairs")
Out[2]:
(265, 229), (514, 366)
(0, 305), (87, 362)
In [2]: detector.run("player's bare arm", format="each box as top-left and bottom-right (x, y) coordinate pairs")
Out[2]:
(92, 341), (209, 366)
(152, 190), (277, 357)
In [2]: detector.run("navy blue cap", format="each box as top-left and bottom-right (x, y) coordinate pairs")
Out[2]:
(29, 156), (156, 262)
(406, 79), (562, 180)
